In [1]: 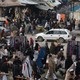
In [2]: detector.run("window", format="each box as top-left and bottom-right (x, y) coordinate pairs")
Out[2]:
(60, 31), (67, 34)
(53, 31), (60, 34)
(46, 31), (53, 34)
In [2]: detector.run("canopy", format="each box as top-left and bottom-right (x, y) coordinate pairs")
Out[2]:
(35, 0), (61, 10)
(45, 0), (61, 7)
(0, 0), (25, 7)
(18, 0), (38, 5)
(35, 2), (53, 10)
(53, 0), (61, 6)
(70, 5), (80, 12)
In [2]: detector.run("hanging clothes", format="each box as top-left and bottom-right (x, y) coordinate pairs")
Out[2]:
(22, 56), (32, 79)
(36, 47), (46, 68)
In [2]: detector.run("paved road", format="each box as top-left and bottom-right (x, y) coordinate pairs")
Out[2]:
(26, 34), (80, 57)
(6, 34), (80, 80)
(26, 34), (80, 80)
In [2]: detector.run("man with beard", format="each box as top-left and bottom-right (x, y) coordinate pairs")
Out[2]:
(75, 58), (80, 80)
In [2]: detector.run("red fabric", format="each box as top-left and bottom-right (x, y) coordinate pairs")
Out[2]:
(24, 63), (26, 70)
(30, 38), (34, 45)
(5, 20), (8, 25)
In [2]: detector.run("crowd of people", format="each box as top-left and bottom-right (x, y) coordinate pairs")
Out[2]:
(2, 6), (79, 36)
(0, 3), (80, 80)
(0, 28), (80, 80)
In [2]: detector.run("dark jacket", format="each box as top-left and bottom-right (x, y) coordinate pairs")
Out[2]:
(75, 62), (80, 76)
(1, 61), (9, 73)
(50, 43), (56, 54)
(13, 58), (22, 78)
(65, 56), (73, 70)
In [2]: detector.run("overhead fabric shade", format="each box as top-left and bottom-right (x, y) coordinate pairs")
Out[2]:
(35, 2), (53, 10)
(35, 0), (61, 10)
(0, 0), (25, 7)
(18, 0), (38, 5)
(52, 0), (61, 6)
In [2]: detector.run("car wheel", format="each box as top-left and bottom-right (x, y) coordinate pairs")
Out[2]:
(58, 37), (64, 43)
(37, 36), (44, 42)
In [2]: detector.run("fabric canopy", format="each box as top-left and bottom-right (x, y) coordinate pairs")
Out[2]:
(35, 2), (53, 10)
(0, 0), (25, 7)
(53, 0), (61, 6)
(18, 0), (38, 5)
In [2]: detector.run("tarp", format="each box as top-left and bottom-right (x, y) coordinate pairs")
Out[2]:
(18, 0), (38, 5)
(53, 0), (61, 6)
(70, 5), (80, 12)
(35, 0), (61, 10)
(35, 2), (53, 10)
(0, 0), (25, 7)
(45, 0), (61, 7)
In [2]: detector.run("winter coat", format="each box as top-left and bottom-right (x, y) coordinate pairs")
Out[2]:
(65, 57), (73, 70)
(22, 56), (32, 79)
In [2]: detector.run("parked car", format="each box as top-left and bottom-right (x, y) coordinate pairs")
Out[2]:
(0, 27), (10, 36)
(35, 28), (72, 42)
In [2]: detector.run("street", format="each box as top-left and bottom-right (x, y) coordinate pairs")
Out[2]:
(25, 34), (80, 80)
(26, 34), (80, 58)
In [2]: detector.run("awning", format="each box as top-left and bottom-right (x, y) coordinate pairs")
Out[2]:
(18, 0), (38, 5)
(70, 5), (80, 12)
(52, 0), (61, 7)
(0, 0), (25, 7)
(46, 0), (61, 7)
(35, 2), (53, 10)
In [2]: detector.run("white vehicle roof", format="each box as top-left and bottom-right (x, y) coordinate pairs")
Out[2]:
(49, 28), (70, 31)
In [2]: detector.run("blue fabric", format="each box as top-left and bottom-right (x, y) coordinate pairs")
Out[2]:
(36, 47), (46, 68)
(70, 5), (80, 12)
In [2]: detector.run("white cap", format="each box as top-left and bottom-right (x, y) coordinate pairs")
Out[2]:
(69, 69), (74, 72)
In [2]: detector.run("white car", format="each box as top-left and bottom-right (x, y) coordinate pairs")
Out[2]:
(35, 29), (72, 42)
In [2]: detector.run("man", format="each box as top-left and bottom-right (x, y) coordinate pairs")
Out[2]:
(75, 58), (80, 79)
(13, 56), (22, 80)
(65, 58), (80, 80)
(65, 69), (75, 80)
(45, 54), (57, 80)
